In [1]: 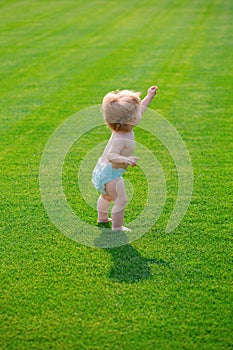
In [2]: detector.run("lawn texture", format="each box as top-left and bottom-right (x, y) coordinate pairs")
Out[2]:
(1, 0), (232, 349)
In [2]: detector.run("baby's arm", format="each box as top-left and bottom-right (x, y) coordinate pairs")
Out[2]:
(107, 139), (139, 166)
(141, 86), (158, 114)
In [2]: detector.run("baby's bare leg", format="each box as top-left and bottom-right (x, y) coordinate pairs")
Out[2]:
(97, 194), (111, 223)
(105, 178), (130, 231)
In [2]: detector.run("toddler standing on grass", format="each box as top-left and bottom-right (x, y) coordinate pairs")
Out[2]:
(92, 86), (158, 231)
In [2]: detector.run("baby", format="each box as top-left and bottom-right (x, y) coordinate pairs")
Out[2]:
(92, 86), (158, 231)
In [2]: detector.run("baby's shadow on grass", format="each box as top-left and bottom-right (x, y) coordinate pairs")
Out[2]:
(94, 226), (169, 284)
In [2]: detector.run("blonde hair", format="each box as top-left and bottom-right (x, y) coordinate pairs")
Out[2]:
(102, 90), (141, 132)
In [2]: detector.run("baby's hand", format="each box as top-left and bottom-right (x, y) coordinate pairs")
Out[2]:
(126, 156), (140, 167)
(148, 86), (158, 99)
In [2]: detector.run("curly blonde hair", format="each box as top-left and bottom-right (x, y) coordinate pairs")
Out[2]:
(102, 90), (141, 132)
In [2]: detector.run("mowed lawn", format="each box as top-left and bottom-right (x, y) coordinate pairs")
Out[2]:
(1, 0), (232, 349)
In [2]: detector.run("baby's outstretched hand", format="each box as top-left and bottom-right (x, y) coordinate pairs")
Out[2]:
(148, 86), (158, 98)
(126, 156), (140, 167)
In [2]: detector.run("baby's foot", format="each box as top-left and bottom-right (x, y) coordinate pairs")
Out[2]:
(112, 226), (131, 232)
(98, 218), (112, 223)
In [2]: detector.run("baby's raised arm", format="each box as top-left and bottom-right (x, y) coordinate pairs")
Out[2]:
(140, 86), (158, 114)
(107, 138), (139, 167)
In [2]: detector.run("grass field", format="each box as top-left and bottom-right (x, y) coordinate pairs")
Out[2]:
(1, 0), (232, 349)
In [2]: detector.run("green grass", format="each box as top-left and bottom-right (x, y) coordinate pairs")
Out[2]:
(1, 0), (232, 349)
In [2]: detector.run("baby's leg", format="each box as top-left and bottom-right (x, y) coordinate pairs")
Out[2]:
(97, 194), (111, 223)
(105, 178), (129, 231)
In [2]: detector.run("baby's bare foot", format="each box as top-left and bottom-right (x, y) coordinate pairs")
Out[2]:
(98, 218), (112, 223)
(112, 226), (131, 232)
